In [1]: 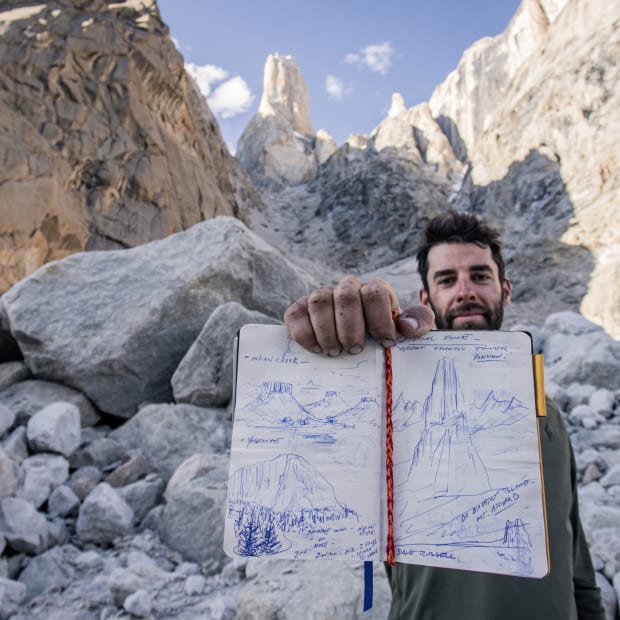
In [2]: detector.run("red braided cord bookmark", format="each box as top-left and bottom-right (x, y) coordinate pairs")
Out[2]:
(384, 312), (398, 566)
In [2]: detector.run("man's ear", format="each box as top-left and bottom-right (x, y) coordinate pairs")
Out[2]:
(419, 288), (430, 306)
(502, 278), (512, 306)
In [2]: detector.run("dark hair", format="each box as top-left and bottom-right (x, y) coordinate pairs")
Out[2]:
(416, 210), (506, 291)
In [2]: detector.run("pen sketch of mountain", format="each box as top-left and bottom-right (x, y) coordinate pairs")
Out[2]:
(468, 390), (528, 432)
(304, 390), (351, 417)
(317, 395), (381, 427)
(499, 518), (534, 573)
(228, 453), (356, 556)
(240, 380), (325, 427)
(406, 358), (492, 497)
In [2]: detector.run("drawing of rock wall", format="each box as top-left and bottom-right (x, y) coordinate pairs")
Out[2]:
(407, 358), (491, 496)
(228, 453), (347, 516)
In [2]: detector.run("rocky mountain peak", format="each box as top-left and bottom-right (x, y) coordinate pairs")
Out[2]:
(258, 53), (314, 136)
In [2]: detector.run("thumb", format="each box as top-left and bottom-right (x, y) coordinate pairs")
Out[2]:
(396, 305), (435, 338)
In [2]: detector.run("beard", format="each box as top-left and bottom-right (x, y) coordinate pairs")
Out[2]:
(430, 296), (505, 331)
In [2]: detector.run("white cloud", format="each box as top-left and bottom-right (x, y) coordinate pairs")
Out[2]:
(325, 74), (353, 102)
(185, 62), (254, 119)
(208, 76), (255, 118)
(344, 41), (395, 75)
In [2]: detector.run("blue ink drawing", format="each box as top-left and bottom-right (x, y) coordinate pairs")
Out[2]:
(228, 453), (358, 557)
(393, 356), (539, 574)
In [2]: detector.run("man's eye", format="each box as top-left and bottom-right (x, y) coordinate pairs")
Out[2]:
(438, 278), (455, 286)
(472, 273), (490, 281)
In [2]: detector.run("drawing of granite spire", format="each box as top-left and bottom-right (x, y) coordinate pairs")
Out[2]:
(407, 358), (492, 496)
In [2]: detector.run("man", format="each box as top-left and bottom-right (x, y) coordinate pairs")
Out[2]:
(284, 211), (603, 619)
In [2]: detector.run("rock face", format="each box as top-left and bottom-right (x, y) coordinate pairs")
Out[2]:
(237, 53), (336, 189)
(427, 0), (620, 336)
(0, 0), (260, 292)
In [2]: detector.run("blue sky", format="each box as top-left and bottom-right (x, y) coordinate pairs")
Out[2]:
(158, 1), (522, 152)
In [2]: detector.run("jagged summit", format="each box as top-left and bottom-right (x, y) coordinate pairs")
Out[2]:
(236, 53), (337, 190)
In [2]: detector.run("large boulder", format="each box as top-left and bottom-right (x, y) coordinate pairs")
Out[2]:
(158, 454), (229, 567)
(172, 301), (280, 407)
(109, 403), (231, 479)
(2, 217), (316, 417)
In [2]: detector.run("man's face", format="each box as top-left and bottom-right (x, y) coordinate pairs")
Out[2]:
(419, 243), (511, 331)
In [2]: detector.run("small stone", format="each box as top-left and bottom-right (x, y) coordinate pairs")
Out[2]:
(582, 462), (603, 484)
(17, 547), (73, 600)
(0, 448), (18, 500)
(105, 453), (149, 488)
(589, 388), (616, 416)
(0, 362), (30, 391)
(0, 497), (50, 555)
(76, 483), (133, 545)
(47, 485), (80, 517)
(184, 574), (206, 595)
(27, 401), (81, 457)
(0, 577), (27, 619)
(1, 426), (28, 464)
(123, 589), (152, 617)
(16, 454), (69, 508)
(600, 463), (620, 488)
(69, 465), (103, 501)
(0, 404), (15, 437)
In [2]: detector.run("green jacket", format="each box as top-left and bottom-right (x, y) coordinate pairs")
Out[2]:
(385, 398), (604, 619)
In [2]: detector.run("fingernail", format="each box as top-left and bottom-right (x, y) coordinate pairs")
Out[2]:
(381, 338), (396, 348)
(328, 347), (342, 357)
(401, 317), (419, 330)
(312, 345), (322, 354)
(348, 345), (363, 355)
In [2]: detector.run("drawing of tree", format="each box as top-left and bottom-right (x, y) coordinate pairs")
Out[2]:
(234, 509), (263, 556)
(261, 514), (283, 554)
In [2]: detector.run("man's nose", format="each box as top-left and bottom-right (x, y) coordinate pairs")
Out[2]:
(455, 279), (476, 302)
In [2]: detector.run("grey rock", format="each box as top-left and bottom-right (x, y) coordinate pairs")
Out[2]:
(0, 362), (30, 391)
(69, 465), (103, 501)
(172, 301), (279, 407)
(582, 463), (604, 484)
(0, 577), (27, 620)
(238, 558), (392, 619)
(595, 572), (617, 620)
(26, 401), (81, 457)
(159, 453), (229, 566)
(117, 475), (164, 524)
(543, 328), (620, 390)
(105, 453), (150, 488)
(76, 483), (133, 545)
(70, 437), (126, 471)
(107, 568), (145, 608)
(543, 311), (605, 337)
(566, 383), (599, 408)
(17, 546), (73, 601)
(184, 574), (206, 595)
(0, 497), (50, 555)
(613, 573), (620, 618)
(569, 404), (606, 429)
(2, 426), (29, 464)
(47, 485), (80, 517)
(543, 380), (569, 411)
(0, 380), (98, 427)
(110, 403), (231, 478)
(139, 505), (163, 533)
(123, 589), (152, 617)
(175, 562), (200, 577)
(2, 218), (316, 417)
(17, 454), (69, 508)
(0, 404), (15, 437)
(0, 447), (18, 500)
(600, 464), (620, 488)
(589, 388), (617, 416)
(572, 428), (620, 451)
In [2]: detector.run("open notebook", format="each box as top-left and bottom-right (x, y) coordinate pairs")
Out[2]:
(224, 324), (549, 578)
